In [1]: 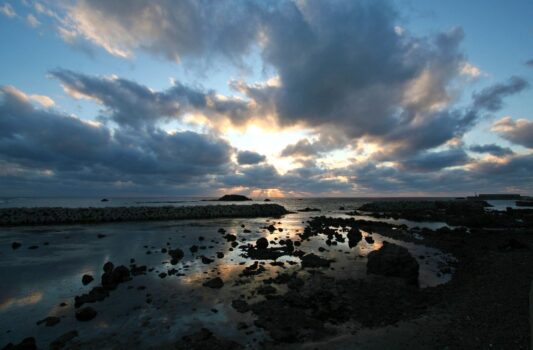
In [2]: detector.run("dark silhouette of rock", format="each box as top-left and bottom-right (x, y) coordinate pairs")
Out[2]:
(103, 261), (114, 273)
(264, 198), (271, 202)
(365, 236), (375, 244)
(231, 299), (250, 313)
(367, 242), (419, 284)
(75, 307), (97, 321)
(36, 316), (60, 327)
(169, 248), (184, 264)
(11, 242), (21, 250)
(74, 286), (108, 308)
(175, 328), (243, 350)
(300, 253), (331, 268)
(81, 274), (94, 285)
(297, 207), (321, 212)
(203, 277), (224, 288)
(2, 337), (36, 350)
(217, 194), (252, 201)
(347, 228), (362, 247)
(49, 330), (78, 350)
(201, 256), (214, 264)
(223, 234), (237, 242)
(101, 198), (109, 202)
(256, 237), (269, 249)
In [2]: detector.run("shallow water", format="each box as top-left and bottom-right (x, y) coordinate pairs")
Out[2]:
(0, 204), (454, 348)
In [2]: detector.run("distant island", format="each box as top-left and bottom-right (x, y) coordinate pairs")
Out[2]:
(217, 194), (252, 201)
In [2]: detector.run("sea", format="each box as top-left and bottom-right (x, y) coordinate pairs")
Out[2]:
(0, 196), (529, 348)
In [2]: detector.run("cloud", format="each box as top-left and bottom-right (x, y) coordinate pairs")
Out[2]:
(27, 14), (40, 27)
(0, 3), (15, 18)
(0, 85), (234, 195)
(401, 148), (470, 172)
(236, 150), (266, 165)
(469, 144), (514, 157)
(526, 59), (533, 67)
(472, 76), (529, 112)
(50, 69), (253, 129)
(492, 117), (533, 148)
(58, 0), (264, 63)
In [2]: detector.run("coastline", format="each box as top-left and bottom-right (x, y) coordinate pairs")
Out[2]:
(0, 204), (289, 226)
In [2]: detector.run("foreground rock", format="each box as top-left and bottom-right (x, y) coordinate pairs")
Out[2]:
(49, 330), (79, 350)
(203, 277), (224, 288)
(367, 242), (419, 285)
(2, 337), (37, 350)
(175, 328), (243, 350)
(0, 204), (288, 226)
(75, 307), (97, 321)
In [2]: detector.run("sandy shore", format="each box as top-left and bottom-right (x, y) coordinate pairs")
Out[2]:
(0, 204), (289, 226)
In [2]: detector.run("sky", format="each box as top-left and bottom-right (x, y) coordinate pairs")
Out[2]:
(0, 0), (532, 197)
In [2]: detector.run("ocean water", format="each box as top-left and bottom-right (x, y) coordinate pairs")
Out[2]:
(0, 196), (516, 348)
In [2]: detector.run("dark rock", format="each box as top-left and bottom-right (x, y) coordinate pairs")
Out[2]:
(224, 234), (237, 242)
(264, 198), (271, 202)
(11, 242), (21, 250)
(74, 286), (108, 308)
(498, 238), (529, 251)
(203, 277), (224, 289)
(190, 245), (199, 253)
(300, 253), (331, 268)
(365, 236), (375, 244)
(49, 330), (79, 350)
(216, 252), (224, 259)
(367, 242), (419, 284)
(201, 256), (214, 264)
(243, 229), (252, 233)
(36, 316), (60, 327)
(266, 225), (276, 233)
(75, 307), (97, 321)
(217, 194), (252, 201)
(130, 265), (147, 276)
(112, 265), (131, 283)
(27, 246), (38, 250)
(297, 207), (321, 212)
(231, 299), (250, 313)
(169, 248), (184, 264)
(103, 261), (114, 273)
(101, 198), (109, 202)
(81, 274), (94, 285)
(176, 328), (243, 350)
(256, 237), (269, 250)
(2, 337), (36, 350)
(97, 234), (106, 239)
(257, 285), (277, 295)
(159, 272), (167, 279)
(347, 228), (362, 247)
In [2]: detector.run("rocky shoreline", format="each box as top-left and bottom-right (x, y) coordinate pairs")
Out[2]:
(0, 204), (289, 226)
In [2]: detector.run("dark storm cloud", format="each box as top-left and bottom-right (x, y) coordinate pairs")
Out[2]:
(492, 117), (533, 149)
(236, 150), (266, 165)
(469, 144), (514, 157)
(472, 76), (529, 112)
(51, 69), (252, 128)
(0, 85), (233, 194)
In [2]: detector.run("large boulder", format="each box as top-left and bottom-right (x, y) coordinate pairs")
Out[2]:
(366, 242), (419, 285)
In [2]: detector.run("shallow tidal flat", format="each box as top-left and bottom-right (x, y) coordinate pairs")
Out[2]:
(0, 204), (289, 226)
(1, 199), (532, 349)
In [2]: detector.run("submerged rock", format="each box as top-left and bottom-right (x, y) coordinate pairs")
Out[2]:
(367, 242), (419, 284)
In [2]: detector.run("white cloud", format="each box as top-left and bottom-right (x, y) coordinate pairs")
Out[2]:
(26, 14), (40, 27)
(0, 3), (15, 18)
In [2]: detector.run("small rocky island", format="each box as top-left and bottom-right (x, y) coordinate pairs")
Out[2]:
(217, 194), (252, 201)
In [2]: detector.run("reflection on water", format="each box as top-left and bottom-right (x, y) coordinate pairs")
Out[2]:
(0, 291), (43, 311)
(0, 201), (455, 348)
